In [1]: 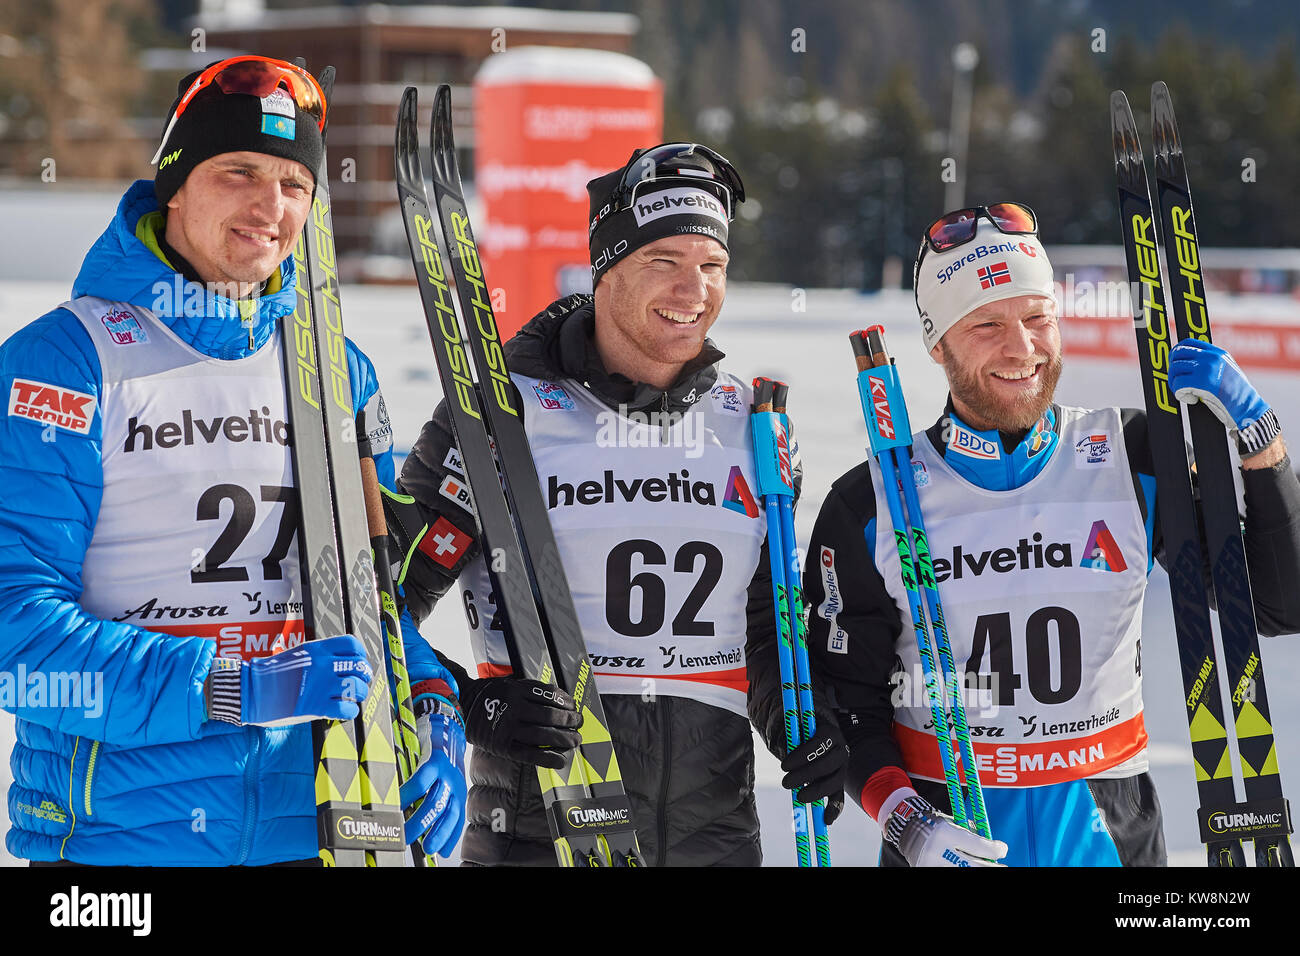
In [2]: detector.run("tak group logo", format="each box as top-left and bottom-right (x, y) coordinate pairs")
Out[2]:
(722, 465), (760, 518)
(8, 378), (95, 435)
(533, 381), (575, 410)
(1081, 519), (1127, 573)
(977, 260), (1012, 290)
(100, 307), (148, 346)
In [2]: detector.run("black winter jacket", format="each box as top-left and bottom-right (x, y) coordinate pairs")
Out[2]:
(390, 294), (798, 866)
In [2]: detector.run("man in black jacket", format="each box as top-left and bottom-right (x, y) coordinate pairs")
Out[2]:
(386, 145), (846, 865)
(801, 205), (1300, 866)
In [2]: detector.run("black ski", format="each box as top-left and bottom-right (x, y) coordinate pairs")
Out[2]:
(1111, 89), (1292, 866)
(282, 64), (406, 866)
(394, 85), (642, 866)
(1149, 82), (1293, 867)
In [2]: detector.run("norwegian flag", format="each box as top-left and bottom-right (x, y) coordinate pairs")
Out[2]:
(977, 260), (1012, 289)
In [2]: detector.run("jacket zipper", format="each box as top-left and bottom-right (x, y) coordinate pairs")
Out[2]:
(83, 740), (100, 816)
(660, 391), (670, 443)
(656, 696), (672, 866)
(235, 728), (261, 864)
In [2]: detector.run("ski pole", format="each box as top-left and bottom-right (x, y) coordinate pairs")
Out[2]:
(751, 378), (829, 866)
(848, 328), (972, 830)
(768, 383), (832, 866)
(852, 328), (992, 838)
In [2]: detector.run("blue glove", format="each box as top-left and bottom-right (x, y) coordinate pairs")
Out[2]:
(1170, 339), (1280, 456)
(205, 635), (373, 727)
(401, 687), (467, 858)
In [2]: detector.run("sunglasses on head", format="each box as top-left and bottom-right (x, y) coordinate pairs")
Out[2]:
(605, 142), (746, 223)
(922, 202), (1038, 253)
(151, 56), (327, 165)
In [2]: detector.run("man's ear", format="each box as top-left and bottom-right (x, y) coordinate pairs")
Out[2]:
(930, 341), (946, 366)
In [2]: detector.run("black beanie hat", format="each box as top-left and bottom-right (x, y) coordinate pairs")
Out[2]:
(587, 150), (731, 287)
(153, 65), (325, 207)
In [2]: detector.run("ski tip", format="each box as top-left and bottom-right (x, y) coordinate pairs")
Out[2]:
(395, 87), (420, 179)
(430, 84), (459, 185)
(1150, 81), (1182, 164)
(1109, 90), (1143, 173)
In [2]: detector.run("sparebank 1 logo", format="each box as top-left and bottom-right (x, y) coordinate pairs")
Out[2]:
(1080, 519), (1127, 573)
(722, 466), (760, 518)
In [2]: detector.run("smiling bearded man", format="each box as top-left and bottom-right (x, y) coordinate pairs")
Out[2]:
(799, 203), (1300, 868)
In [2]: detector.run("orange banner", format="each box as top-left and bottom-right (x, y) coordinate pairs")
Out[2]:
(474, 54), (662, 338)
(894, 712), (1148, 787)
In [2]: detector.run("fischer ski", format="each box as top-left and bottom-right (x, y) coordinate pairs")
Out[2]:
(394, 85), (642, 867)
(282, 63), (406, 866)
(1111, 88), (1292, 866)
(1148, 82), (1293, 867)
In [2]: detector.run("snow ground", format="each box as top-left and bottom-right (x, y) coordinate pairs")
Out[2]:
(1, 278), (1298, 866)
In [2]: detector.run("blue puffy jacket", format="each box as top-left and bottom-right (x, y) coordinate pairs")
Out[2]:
(0, 180), (450, 865)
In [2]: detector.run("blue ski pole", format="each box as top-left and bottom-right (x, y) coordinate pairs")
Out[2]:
(769, 382), (832, 866)
(751, 378), (826, 865)
(848, 328), (974, 828)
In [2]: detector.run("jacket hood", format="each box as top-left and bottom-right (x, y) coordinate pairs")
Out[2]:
(507, 293), (725, 416)
(70, 179), (297, 360)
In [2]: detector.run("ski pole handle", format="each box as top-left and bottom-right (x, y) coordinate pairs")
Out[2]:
(850, 327), (912, 458)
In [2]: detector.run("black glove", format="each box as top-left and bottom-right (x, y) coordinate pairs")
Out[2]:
(461, 676), (583, 769)
(780, 710), (848, 825)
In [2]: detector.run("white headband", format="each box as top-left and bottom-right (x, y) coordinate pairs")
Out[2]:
(914, 220), (1055, 353)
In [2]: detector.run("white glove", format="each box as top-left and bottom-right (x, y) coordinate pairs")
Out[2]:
(884, 792), (1007, 867)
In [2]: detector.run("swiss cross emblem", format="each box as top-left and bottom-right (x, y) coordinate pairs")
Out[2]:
(418, 516), (474, 569)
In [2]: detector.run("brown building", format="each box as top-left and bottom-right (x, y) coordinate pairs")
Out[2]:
(200, 3), (640, 265)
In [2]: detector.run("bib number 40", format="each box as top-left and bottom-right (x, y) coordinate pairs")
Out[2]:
(963, 607), (1082, 706)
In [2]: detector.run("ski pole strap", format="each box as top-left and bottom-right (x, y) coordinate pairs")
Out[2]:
(850, 328), (912, 457)
(750, 378), (796, 499)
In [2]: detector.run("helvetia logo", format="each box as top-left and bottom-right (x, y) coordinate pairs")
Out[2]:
(1080, 519), (1127, 573)
(122, 407), (289, 452)
(548, 466), (759, 518)
(933, 531), (1072, 581)
(632, 186), (727, 227)
(722, 465), (760, 517)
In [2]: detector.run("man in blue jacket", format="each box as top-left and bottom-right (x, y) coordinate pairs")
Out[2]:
(0, 56), (466, 865)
